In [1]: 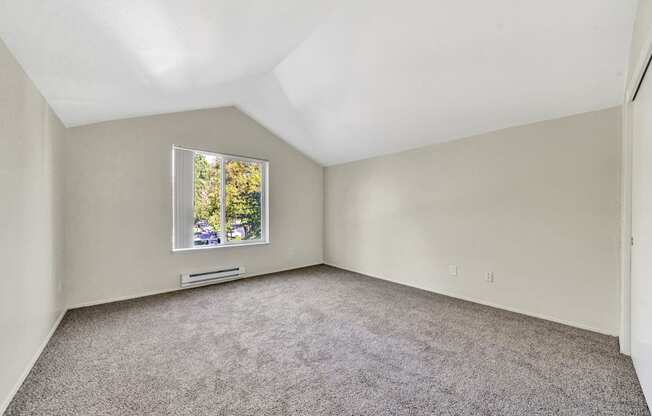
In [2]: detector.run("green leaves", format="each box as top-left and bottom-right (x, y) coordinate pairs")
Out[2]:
(193, 154), (262, 241)
(225, 160), (262, 241)
(193, 154), (221, 232)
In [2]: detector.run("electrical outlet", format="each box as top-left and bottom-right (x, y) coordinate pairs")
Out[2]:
(448, 265), (458, 276)
(485, 272), (494, 283)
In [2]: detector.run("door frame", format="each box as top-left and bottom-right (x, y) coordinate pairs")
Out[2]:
(621, 30), (652, 355)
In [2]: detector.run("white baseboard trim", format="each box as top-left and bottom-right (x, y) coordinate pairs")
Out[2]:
(3, 264), (324, 412)
(3, 262), (614, 414)
(67, 263), (323, 310)
(324, 263), (618, 337)
(68, 286), (199, 310)
(1, 309), (67, 415)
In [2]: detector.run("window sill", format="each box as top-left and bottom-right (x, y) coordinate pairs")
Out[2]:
(172, 240), (270, 253)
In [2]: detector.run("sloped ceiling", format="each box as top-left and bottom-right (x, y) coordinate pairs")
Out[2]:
(0, 0), (638, 165)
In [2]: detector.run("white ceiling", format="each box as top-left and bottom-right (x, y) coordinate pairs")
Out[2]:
(0, 0), (639, 165)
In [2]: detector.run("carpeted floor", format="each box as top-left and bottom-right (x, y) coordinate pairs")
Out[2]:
(5, 265), (650, 415)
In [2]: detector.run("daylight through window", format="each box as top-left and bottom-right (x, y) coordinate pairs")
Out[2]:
(173, 146), (268, 250)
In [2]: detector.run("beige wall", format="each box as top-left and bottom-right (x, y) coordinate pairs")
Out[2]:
(64, 107), (323, 307)
(325, 108), (622, 335)
(0, 39), (66, 411)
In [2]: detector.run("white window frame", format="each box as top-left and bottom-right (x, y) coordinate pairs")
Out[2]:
(172, 145), (269, 252)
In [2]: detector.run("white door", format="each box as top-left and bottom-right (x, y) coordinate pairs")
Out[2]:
(631, 65), (652, 404)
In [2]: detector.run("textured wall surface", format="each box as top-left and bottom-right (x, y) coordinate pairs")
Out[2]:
(326, 108), (622, 335)
(65, 107), (324, 307)
(0, 38), (66, 412)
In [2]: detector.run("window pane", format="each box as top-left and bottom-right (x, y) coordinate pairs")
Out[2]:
(174, 146), (267, 250)
(225, 159), (263, 241)
(193, 153), (222, 246)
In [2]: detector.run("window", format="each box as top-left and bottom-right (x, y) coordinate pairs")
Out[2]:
(173, 146), (268, 250)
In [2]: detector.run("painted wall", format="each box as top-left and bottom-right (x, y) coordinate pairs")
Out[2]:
(0, 39), (66, 411)
(628, 0), (652, 405)
(325, 108), (622, 335)
(627, 0), (652, 87)
(64, 107), (323, 307)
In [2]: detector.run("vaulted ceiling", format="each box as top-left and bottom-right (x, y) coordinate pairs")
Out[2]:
(0, 0), (638, 165)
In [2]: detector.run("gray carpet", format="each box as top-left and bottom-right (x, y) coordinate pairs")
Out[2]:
(5, 265), (649, 415)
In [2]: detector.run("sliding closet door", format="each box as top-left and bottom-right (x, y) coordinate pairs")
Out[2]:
(631, 65), (652, 404)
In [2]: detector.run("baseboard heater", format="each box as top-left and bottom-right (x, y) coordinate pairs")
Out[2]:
(180, 266), (246, 288)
